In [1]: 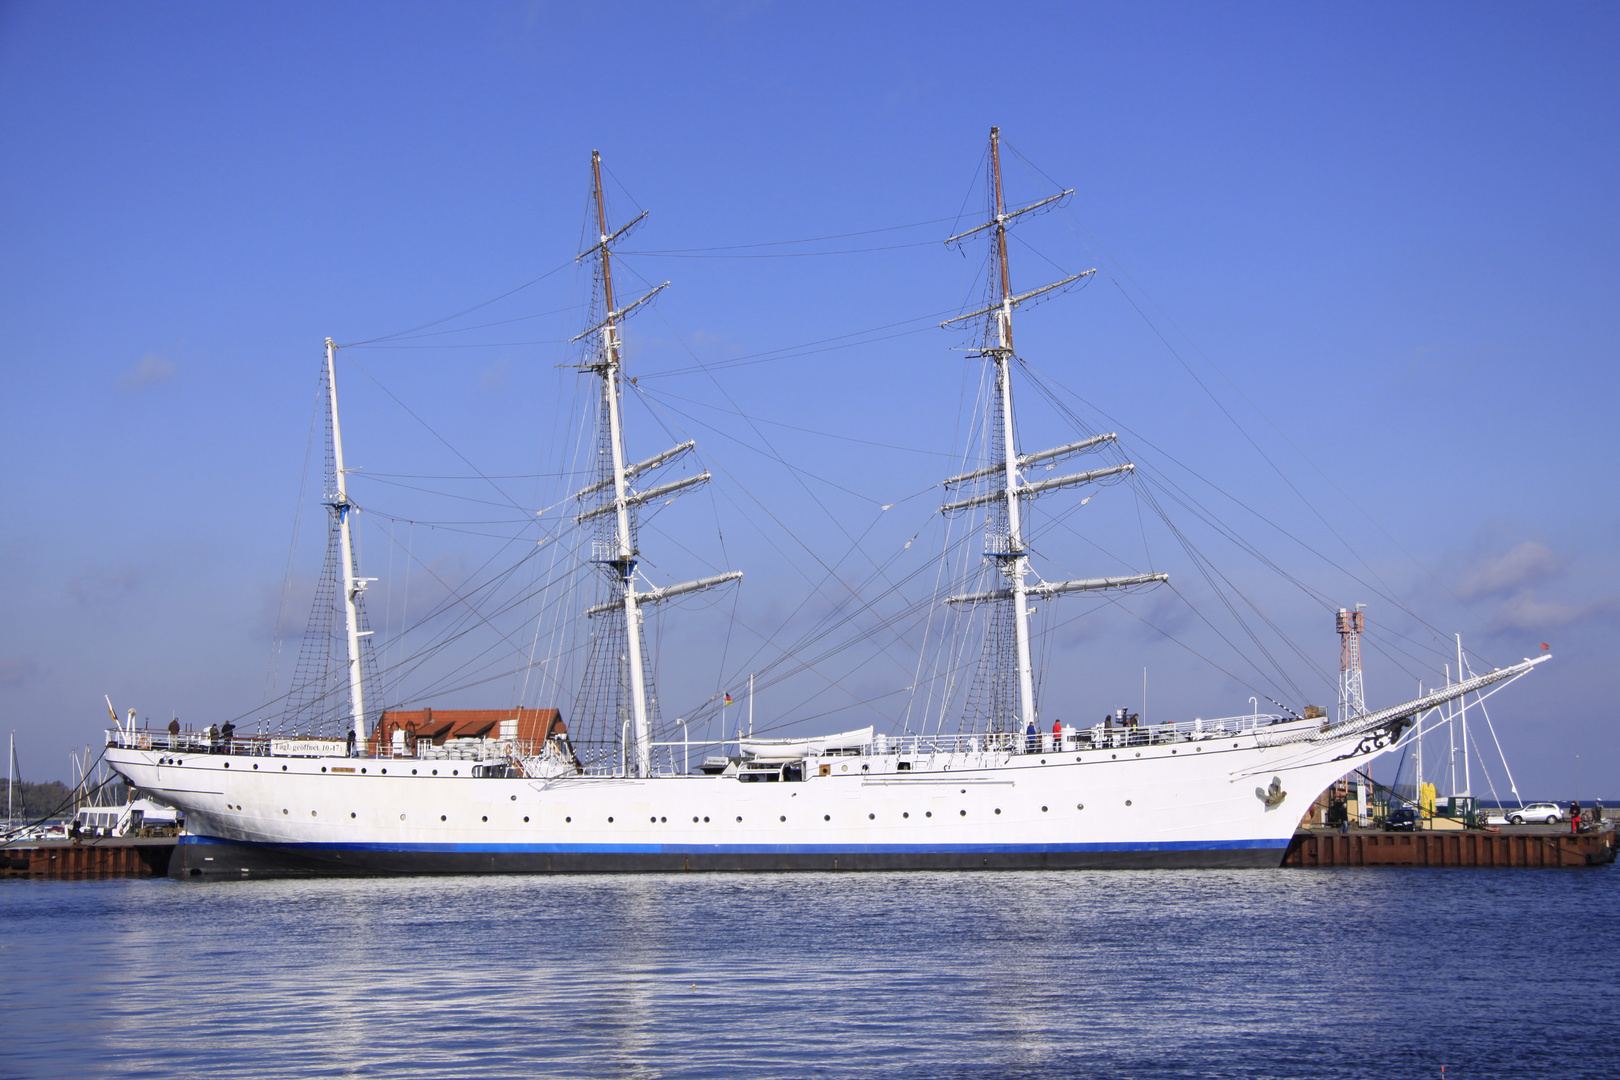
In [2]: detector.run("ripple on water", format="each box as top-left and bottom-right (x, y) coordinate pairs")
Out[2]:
(1, 868), (1616, 1079)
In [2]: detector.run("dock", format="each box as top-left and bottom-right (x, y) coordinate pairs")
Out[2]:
(1, 838), (176, 880)
(1285, 827), (1617, 868)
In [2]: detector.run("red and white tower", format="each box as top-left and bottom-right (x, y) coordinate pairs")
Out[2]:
(1336, 605), (1367, 723)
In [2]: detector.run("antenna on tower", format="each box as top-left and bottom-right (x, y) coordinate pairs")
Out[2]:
(1336, 605), (1367, 723)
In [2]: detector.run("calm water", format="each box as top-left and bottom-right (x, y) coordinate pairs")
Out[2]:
(3, 868), (1616, 1079)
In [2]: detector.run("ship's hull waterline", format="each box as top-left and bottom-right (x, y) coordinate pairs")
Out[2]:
(108, 723), (1389, 877)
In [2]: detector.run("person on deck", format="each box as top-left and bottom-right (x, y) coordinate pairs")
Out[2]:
(1025, 722), (1038, 754)
(346, 728), (357, 758)
(220, 720), (235, 755)
(1052, 719), (1063, 751)
(205, 723), (219, 753)
(167, 717), (180, 749)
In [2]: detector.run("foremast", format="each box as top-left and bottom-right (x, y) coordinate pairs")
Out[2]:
(574, 151), (740, 776)
(942, 127), (1167, 736)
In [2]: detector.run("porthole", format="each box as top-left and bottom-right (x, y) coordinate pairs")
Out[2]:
(321, 767), (327, 773)
(925, 811), (932, 818)
(399, 814), (405, 821)
(1135, 753), (1140, 758)
(1075, 756), (1082, 762)
(452, 770), (458, 776)
(432, 770), (438, 776)
(994, 808), (1001, 815)
(282, 765), (288, 772)
(253, 764), (258, 770)
(510, 795), (517, 801)
(1196, 747), (1202, 753)
(412, 769), (418, 774)
(361, 768), (367, 774)
(1171, 749), (1177, 754)
(1041, 806), (1049, 813)
(868, 813), (875, 820)
(1077, 803), (1085, 810)
(1040, 759), (1046, 765)
(903, 812), (910, 818)
(381, 768), (387, 774)
(780, 815), (787, 822)
(703, 816), (710, 823)
(440, 815), (447, 821)
(223, 762), (230, 769)
(959, 809), (967, 817)
(736, 816), (742, 822)
(651, 816), (657, 823)
(694, 816), (700, 823)
(523, 816), (530, 823)
(660, 816), (666, 823)
(565, 816), (572, 823)
(824, 814), (831, 821)
(481, 816), (487, 822)
(840, 765), (848, 772)
(1110, 754), (1116, 760)
(1233, 743), (1239, 748)
(282, 809), (288, 815)
(608, 816), (615, 823)
(1125, 800), (1133, 807)
(311, 811), (317, 817)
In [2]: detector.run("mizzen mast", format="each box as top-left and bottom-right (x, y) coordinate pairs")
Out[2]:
(942, 127), (1164, 736)
(325, 337), (374, 753)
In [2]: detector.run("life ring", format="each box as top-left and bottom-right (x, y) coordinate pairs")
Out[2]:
(137, 733), (151, 750)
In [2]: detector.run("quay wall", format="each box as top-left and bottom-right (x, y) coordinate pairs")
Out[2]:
(1285, 828), (1617, 868)
(1, 839), (175, 880)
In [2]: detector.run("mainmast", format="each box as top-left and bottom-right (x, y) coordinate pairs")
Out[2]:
(574, 151), (739, 776)
(326, 338), (372, 753)
(942, 128), (1165, 737)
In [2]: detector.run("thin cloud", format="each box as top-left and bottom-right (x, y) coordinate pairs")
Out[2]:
(1457, 540), (1563, 601)
(1490, 591), (1620, 634)
(0, 656), (40, 686)
(119, 353), (177, 392)
(67, 568), (142, 609)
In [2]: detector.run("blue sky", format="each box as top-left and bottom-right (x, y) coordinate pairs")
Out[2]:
(1, 2), (1615, 798)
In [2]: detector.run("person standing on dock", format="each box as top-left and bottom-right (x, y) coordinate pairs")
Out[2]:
(1570, 801), (1581, 834)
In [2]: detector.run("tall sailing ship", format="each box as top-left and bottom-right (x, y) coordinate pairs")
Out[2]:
(104, 131), (1546, 876)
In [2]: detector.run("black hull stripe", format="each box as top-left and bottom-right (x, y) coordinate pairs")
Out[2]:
(173, 837), (1286, 876)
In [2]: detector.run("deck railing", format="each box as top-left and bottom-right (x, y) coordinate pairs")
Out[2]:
(108, 709), (1295, 772)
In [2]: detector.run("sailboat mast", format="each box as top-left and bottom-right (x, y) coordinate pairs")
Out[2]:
(326, 338), (369, 754)
(988, 127), (1038, 735)
(590, 151), (652, 777)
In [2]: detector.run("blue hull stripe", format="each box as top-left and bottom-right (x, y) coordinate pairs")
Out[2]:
(180, 835), (1288, 855)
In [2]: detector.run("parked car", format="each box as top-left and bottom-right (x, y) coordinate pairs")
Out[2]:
(1385, 806), (1419, 832)
(1488, 802), (1566, 826)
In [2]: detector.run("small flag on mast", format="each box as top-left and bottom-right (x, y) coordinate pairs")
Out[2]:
(1540, 642), (1551, 651)
(724, 693), (733, 705)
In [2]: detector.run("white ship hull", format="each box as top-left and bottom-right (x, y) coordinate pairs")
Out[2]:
(107, 715), (1400, 877)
